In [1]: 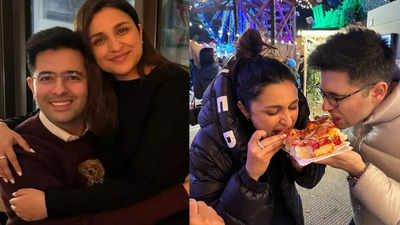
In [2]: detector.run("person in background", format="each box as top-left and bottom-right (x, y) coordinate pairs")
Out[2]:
(308, 26), (400, 225)
(191, 47), (220, 100)
(0, 0), (188, 224)
(286, 58), (301, 88)
(286, 58), (297, 69)
(190, 28), (325, 225)
(297, 55), (305, 91)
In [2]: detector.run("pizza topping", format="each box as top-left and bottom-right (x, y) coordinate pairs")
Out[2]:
(283, 116), (348, 159)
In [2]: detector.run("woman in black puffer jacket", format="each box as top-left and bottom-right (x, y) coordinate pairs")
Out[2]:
(189, 29), (325, 225)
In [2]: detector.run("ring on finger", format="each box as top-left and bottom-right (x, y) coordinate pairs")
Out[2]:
(257, 140), (264, 149)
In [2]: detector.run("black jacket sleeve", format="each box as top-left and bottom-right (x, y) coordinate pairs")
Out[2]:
(45, 72), (189, 217)
(216, 167), (274, 225)
(292, 163), (325, 189)
(190, 130), (274, 225)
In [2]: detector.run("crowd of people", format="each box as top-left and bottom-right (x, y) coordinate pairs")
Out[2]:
(0, 0), (398, 224)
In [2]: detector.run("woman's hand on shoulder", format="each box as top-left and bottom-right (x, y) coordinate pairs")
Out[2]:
(245, 130), (286, 181)
(0, 123), (33, 182)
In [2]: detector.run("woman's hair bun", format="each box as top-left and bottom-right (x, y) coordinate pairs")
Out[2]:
(236, 28), (266, 58)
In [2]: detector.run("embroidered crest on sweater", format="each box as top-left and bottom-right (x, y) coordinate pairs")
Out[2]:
(78, 159), (105, 186)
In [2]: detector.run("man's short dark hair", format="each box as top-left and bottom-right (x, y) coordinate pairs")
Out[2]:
(26, 27), (87, 73)
(308, 26), (395, 85)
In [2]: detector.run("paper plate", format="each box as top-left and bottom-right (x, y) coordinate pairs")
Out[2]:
(287, 141), (353, 166)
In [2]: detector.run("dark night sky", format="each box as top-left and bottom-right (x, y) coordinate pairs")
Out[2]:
(296, 7), (315, 30)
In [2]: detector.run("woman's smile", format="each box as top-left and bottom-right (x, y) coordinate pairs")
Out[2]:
(108, 50), (131, 63)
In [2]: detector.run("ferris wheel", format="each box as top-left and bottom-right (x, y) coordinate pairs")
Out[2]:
(190, 0), (297, 44)
(190, 0), (237, 44)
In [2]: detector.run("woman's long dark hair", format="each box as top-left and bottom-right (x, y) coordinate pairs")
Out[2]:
(84, 57), (119, 135)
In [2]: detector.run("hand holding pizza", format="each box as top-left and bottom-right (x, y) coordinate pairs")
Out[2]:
(314, 150), (366, 177)
(245, 130), (287, 181)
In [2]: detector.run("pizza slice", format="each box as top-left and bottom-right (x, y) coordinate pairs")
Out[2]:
(283, 116), (348, 159)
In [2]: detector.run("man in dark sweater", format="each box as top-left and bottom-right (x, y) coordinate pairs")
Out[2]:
(0, 27), (99, 225)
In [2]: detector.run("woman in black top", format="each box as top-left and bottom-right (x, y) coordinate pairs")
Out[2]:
(190, 29), (325, 225)
(0, 0), (188, 224)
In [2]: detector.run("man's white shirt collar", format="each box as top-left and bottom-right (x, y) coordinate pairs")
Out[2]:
(39, 111), (88, 142)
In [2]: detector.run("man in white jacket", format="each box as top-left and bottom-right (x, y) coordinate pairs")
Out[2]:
(308, 26), (400, 225)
